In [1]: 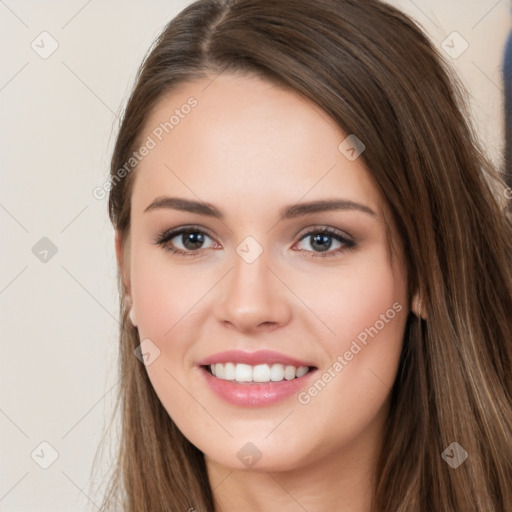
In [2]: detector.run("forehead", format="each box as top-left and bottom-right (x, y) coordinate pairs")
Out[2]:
(131, 73), (384, 217)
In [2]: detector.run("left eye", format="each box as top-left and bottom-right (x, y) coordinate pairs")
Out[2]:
(293, 228), (355, 256)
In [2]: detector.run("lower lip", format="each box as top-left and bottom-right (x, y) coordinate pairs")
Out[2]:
(199, 366), (317, 407)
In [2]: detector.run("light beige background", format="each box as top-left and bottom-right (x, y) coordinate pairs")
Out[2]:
(0, 1), (508, 510)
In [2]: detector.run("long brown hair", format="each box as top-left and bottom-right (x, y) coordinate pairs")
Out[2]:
(100, 0), (512, 510)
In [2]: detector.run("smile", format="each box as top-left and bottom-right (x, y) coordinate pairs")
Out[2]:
(197, 351), (319, 407)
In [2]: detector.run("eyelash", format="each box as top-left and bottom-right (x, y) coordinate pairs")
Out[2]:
(153, 225), (356, 259)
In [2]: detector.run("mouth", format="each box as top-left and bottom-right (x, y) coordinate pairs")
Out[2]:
(197, 350), (318, 406)
(201, 363), (317, 384)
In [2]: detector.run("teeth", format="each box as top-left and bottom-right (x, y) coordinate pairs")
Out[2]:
(208, 363), (311, 383)
(253, 364), (270, 382)
(235, 363), (252, 382)
(296, 366), (309, 377)
(224, 362), (236, 380)
(270, 364), (285, 381)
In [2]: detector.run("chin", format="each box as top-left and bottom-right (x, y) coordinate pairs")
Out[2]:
(200, 435), (318, 473)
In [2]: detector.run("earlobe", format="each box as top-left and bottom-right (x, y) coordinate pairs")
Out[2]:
(129, 306), (137, 327)
(411, 293), (427, 320)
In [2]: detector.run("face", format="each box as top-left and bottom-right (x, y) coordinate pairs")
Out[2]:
(117, 72), (410, 474)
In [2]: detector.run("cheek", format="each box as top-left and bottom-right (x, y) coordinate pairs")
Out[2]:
(130, 251), (204, 425)
(129, 247), (215, 407)
(296, 250), (407, 407)
(130, 244), (213, 341)
(298, 252), (408, 426)
(299, 249), (407, 353)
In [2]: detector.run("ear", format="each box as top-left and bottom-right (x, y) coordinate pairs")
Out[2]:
(115, 230), (137, 326)
(411, 292), (427, 320)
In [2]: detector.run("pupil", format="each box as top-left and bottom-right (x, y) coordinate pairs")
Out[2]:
(312, 234), (331, 252)
(183, 231), (204, 250)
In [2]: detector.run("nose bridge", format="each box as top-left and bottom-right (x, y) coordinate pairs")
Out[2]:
(214, 238), (290, 331)
(232, 241), (271, 296)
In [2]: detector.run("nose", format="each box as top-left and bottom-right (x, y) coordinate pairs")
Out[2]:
(214, 247), (292, 334)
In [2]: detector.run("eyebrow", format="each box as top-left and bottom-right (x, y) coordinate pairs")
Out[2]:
(144, 196), (376, 219)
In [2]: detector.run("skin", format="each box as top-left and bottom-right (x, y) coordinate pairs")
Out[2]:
(116, 72), (415, 512)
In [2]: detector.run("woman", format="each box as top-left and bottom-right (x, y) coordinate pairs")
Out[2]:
(101, 0), (512, 510)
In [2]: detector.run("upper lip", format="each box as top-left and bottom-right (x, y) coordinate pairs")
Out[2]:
(197, 350), (316, 368)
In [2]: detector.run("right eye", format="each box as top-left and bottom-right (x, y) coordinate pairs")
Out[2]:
(154, 226), (219, 257)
